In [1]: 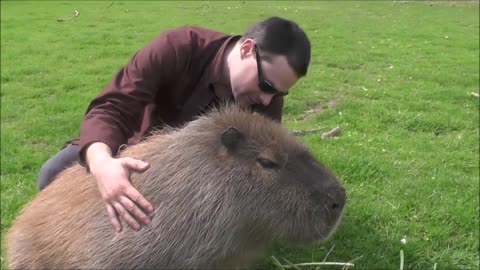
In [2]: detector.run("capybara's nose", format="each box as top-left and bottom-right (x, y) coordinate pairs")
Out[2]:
(326, 185), (346, 215)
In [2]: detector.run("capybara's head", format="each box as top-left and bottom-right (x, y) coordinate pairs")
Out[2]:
(167, 105), (347, 246)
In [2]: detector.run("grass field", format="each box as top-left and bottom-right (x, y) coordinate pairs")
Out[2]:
(1, 1), (479, 269)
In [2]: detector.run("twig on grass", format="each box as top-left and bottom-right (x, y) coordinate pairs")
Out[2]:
(278, 261), (355, 268)
(468, 92), (479, 98)
(283, 258), (302, 270)
(271, 256), (355, 269)
(291, 126), (342, 139)
(339, 255), (363, 270)
(56, 10), (79, 22)
(177, 4), (209, 10)
(56, 2), (116, 23)
(291, 127), (330, 136)
(321, 127), (342, 139)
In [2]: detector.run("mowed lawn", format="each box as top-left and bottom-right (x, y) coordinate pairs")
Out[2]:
(1, 1), (478, 269)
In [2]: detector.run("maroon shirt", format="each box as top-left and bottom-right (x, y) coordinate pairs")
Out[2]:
(67, 26), (283, 163)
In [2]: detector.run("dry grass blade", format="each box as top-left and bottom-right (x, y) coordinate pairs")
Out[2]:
(400, 250), (404, 270)
(322, 244), (336, 262)
(271, 256), (286, 270)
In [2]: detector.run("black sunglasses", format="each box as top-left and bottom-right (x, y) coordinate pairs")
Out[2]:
(254, 45), (289, 97)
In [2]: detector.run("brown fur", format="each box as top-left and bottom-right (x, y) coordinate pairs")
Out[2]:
(5, 105), (346, 269)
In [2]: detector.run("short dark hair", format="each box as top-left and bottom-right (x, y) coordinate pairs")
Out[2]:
(240, 16), (311, 77)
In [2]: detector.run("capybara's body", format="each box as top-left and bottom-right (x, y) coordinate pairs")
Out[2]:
(6, 105), (346, 269)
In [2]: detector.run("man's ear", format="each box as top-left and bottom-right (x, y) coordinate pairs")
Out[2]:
(239, 38), (255, 59)
(221, 126), (243, 152)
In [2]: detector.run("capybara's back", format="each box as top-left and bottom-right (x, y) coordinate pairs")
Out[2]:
(6, 105), (346, 269)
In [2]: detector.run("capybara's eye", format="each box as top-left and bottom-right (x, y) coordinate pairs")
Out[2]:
(257, 158), (280, 170)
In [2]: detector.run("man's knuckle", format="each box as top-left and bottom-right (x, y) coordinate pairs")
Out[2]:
(130, 192), (140, 202)
(103, 192), (113, 201)
(126, 202), (135, 212)
(114, 206), (124, 216)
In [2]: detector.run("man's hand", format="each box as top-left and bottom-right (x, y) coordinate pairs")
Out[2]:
(86, 142), (154, 232)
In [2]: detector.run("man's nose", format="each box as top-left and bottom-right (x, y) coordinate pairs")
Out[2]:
(259, 94), (273, 106)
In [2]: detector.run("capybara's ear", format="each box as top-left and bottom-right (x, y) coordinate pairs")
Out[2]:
(221, 126), (243, 151)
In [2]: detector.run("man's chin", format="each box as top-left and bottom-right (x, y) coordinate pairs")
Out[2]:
(235, 97), (252, 107)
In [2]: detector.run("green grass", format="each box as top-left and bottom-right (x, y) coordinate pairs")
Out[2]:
(1, 1), (479, 269)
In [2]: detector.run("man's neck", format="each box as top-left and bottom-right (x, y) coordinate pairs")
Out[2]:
(220, 40), (240, 88)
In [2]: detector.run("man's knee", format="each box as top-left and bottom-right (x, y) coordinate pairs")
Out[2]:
(37, 144), (79, 191)
(38, 161), (60, 190)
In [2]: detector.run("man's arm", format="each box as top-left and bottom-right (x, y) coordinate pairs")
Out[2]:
(77, 28), (190, 232)
(78, 27), (190, 165)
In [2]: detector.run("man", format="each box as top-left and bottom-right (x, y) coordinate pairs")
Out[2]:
(38, 16), (311, 232)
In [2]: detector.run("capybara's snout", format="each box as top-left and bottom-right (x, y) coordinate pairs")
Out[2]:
(307, 172), (347, 240)
(324, 184), (346, 220)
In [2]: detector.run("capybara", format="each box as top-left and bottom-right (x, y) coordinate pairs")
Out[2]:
(5, 105), (346, 269)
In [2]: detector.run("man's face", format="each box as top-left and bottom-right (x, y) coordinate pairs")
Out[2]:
(230, 39), (299, 107)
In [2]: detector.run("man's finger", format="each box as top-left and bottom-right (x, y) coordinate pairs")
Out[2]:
(126, 187), (154, 214)
(118, 195), (151, 225)
(112, 201), (141, 231)
(122, 157), (150, 173)
(106, 203), (122, 233)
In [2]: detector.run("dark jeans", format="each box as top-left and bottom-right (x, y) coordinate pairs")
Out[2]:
(37, 144), (80, 190)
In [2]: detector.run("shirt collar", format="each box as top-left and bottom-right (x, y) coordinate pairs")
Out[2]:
(208, 35), (241, 100)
